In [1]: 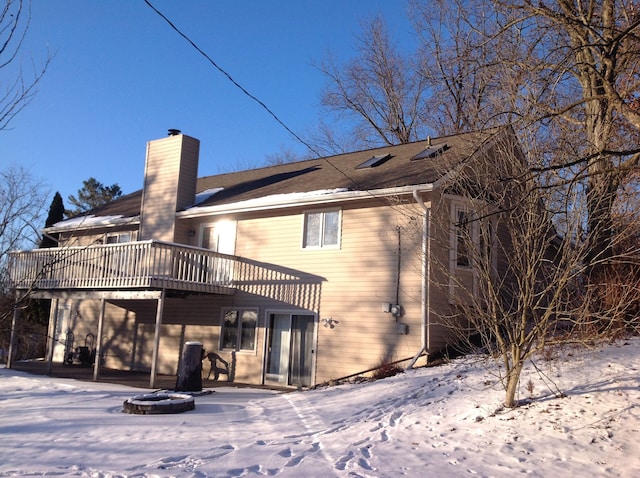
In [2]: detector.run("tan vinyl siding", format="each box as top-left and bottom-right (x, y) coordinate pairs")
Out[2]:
(139, 134), (199, 242)
(230, 199), (427, 383)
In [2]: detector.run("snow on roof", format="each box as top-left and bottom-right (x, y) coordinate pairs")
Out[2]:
(49, 214), (137, 231)
(194, 187), (224, 205)
(188, 188), (351, 212)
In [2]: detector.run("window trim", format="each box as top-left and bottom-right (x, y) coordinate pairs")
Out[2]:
(105, 231), (135, 244)
(452, 204), (474, 270)
(302, 208), (342, 250)
(219, 307), (259, 353)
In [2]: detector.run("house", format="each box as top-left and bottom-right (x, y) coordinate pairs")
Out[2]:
(8, 128), (521, 388)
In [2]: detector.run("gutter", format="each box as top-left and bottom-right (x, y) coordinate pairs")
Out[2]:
(177, 185), (434, 219)
(407, 188), (431, 369)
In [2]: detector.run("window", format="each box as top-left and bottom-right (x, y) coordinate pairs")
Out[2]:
(355, 153), (391, 169)
(410, 143), (449, 161)
(455, 209), (471, 267)
(303, 210), (340, 248)
(221, 308), (257, 352)
(201, 220), (236, 255)
(106, 231), (133, 244)
(452, 205), (496, 270)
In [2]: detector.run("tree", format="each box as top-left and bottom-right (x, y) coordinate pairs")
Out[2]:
(66, 178), (122, 216)
(22, 192), (67, 342)
(264, 145), (310, 166)
(322, 2), (640, 281)
(317, 2), (640, 405)
(424, 129), (637, 407)
(1, 0), (53, 131)
(0, 165), (47, 274)
(317, 15), (430, 153)
(0, 165), (48, 361)
(39, 192), (64, 248)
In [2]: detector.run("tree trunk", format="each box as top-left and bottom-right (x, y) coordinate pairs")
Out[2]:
(504, 361), (524, 408)
(175, 342), (203, 392)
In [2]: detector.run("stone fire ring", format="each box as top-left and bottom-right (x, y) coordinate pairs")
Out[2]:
(122, 392), (195, 415)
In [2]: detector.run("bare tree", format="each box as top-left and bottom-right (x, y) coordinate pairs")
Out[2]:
(425, 129), (638, 407)
(488, 0), (640, 292)
(317, 15), (430, 152)
(0, 164), (48, 360)
(0, 0), (52, 131)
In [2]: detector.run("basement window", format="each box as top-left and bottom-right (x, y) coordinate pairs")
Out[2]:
(221, 308), (258, 352)
(410, 144), (449, 161)
(356, 153), (392, 169)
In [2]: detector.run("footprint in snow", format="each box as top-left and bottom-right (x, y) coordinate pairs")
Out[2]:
(335, 450), (355, 470)
(285, 454), (305, 467)
(360, 445), (372, 459)
(358, 457), (375, 471)
(389, 411), (403, 426)
(279, 448), (293, 457)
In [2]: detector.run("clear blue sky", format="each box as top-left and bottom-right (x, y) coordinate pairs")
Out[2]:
(2, 0), (414, 204)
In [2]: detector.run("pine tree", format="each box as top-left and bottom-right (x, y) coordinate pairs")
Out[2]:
(66, 178), (122, 216)
(39, 192), (65, 248)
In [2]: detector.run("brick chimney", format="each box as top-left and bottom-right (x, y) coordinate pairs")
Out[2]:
(138, 130), (200, 242)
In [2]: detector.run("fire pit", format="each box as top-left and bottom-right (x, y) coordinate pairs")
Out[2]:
(122, 392), (195, 414)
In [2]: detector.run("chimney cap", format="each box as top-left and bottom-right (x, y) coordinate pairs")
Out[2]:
(168, 129), (182, 136)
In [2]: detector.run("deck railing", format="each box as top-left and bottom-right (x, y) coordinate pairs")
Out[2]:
(8, 240), (237, 293)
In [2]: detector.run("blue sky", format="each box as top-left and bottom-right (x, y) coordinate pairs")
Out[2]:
(2, 0), (414, 204)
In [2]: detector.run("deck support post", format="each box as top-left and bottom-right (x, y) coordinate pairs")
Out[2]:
(46, 300), (59, 375)
(6, 306), (19, 369)
(150, 290), (165, 389)
(93, 299), (106, 381)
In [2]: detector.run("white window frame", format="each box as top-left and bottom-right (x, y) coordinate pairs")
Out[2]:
(105, 231), (135, 244)
(220, 308), (258, 353)
(302, 209), (341, 249)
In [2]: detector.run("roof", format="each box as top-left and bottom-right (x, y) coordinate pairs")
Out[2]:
(49, 130), (497, 231)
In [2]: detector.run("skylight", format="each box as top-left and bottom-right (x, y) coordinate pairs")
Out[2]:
(355, 153), (392, 169)
(410, 144), (449, 161)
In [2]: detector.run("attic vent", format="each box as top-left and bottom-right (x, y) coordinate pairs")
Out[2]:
(356, 153), (392, 169)
(410, 144), (449, 161)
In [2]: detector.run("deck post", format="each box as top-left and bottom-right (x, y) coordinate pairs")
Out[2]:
(150, 290), (165, 389)
(46, 300), (59, 375)
(93, 299), (106, 381)
(6, 306), (19, 369)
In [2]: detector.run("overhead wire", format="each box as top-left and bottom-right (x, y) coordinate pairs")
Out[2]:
(142, 0), (420, 213)
(143, 0), (320, 158)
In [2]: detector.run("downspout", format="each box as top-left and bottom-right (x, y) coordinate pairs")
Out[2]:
(408, 189), (431, 369)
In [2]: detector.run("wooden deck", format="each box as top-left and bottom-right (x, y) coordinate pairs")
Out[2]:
(8, 240), (238, 296)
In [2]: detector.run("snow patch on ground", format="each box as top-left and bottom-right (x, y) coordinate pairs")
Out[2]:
(1, 339), (639, 477)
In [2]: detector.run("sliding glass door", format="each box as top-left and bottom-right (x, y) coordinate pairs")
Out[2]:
(265, 313), (315, 387)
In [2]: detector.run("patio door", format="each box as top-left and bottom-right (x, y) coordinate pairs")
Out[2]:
(265, 313), (315, 387)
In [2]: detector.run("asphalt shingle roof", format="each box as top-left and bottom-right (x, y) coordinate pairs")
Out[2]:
(78, 130), (489, 220)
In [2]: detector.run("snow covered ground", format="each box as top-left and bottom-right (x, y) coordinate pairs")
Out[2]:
(1, 339), (639, 477)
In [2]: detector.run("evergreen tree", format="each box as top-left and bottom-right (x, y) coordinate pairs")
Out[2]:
(39, 192), (64, 248)
(66, 178), (122, 216)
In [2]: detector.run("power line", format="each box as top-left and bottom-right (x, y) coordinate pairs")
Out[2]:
(143, 0), (321, 158)
(142, 0), (414, 210)
(143, 0), (378, 191)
